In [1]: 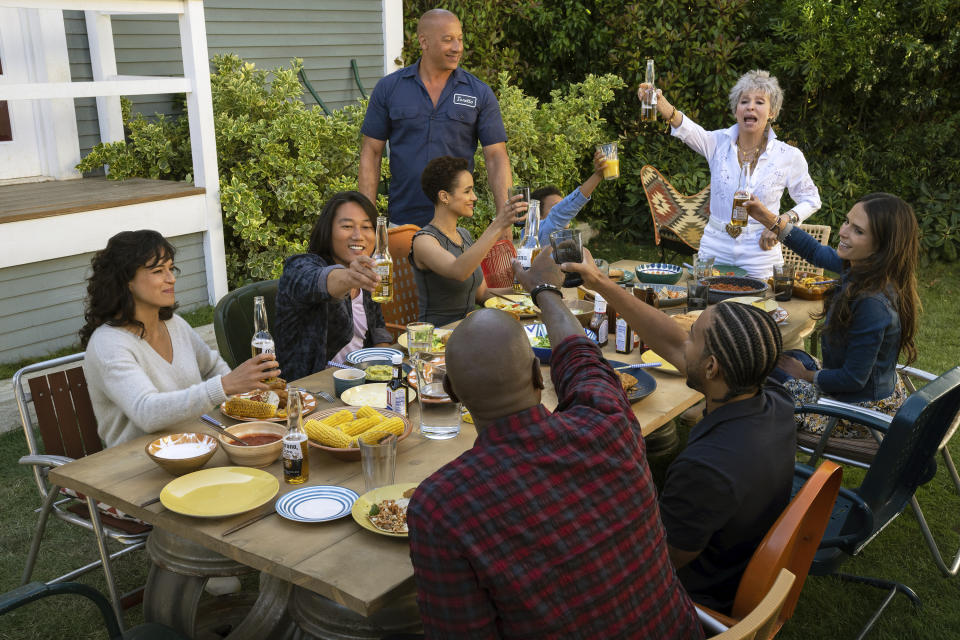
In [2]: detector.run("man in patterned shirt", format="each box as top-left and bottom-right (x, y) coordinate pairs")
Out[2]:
(406, 249), (702, 639)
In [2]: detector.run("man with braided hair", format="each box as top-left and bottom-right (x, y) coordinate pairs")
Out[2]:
(565, 250), (796, 613)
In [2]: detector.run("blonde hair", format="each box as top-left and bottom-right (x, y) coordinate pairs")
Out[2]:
(728, 70), (783, 121)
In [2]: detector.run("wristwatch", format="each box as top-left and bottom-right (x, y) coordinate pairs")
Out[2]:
(785, 210), (800, 225)
(529, 283), (562, 306)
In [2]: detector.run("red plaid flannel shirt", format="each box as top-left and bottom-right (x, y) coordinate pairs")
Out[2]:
(408, 336), (702, 639)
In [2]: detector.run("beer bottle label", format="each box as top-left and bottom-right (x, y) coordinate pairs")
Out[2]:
(516, 247), (532, 269)
(282, 435), (303, 460)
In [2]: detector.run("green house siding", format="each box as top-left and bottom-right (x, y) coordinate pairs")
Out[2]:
(0, 233), (208, 363)
(65, 1), (385, 158)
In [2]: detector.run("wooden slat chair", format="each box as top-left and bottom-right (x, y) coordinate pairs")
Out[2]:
(381, 224), (420, 338)
(13, 353), (150, 627)
(213, 279), (279, 369)
(782, 224), (832, 276)
(800, 364), (960, 577)
(640, 165), (709, 262)
(698, 570), (796, 640)
(696, 461), (842, 640)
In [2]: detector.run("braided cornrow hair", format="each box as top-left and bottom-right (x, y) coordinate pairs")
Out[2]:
(702, 303), (783, 402)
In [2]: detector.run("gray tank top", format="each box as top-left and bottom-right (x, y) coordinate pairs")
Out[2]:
(409, 224), (484, 326)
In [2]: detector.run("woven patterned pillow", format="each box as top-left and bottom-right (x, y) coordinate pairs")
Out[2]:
(641, 165), (710, 250)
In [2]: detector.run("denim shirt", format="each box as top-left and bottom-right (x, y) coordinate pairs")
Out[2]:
(275, 253), (393, 380)
(782, 226), (901, 402)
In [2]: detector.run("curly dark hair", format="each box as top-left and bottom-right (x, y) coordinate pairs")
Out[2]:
(820, 192), (920, 364)
(79, 230), (177, 347)
(421, 156), (470, 206)
(306, 191), (379, 263)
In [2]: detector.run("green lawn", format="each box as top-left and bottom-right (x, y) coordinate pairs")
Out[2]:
(0, 254), (957, 638)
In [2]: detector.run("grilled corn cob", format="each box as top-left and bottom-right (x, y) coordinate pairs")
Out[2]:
(356, 406), (383, 421)
(352, 418), (406, 445)
(339, 415), (383, 437)
(224, 397), (276, 419)
(304, 419), (352, 448)
(320, 410), (354, 428)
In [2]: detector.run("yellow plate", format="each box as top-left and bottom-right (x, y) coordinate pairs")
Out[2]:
(397, 328), (453, 353)
(723, 296), (779, 313)
(340, 383), (417, 409)
(641, 350), (681, 375)
(484, 294), (539, 318)
(351, 482), (419, 538)
(159, 467), (279, 518)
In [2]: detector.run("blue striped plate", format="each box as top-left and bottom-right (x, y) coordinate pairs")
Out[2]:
(345, 347), (404, 365)
(275, 486), (359, 523)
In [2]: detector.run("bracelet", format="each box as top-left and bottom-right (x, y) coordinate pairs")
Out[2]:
(666, 106), (677, 126)
(529, 283), (563, 307)
(768, 217), (783, 235)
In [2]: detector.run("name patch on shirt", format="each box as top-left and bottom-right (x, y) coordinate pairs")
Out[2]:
(453, 93), (478, 108)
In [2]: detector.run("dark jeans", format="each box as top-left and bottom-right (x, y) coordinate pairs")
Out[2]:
(770, 349), (819, 385)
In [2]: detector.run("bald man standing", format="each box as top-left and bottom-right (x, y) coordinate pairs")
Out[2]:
(359, 9), (511, 228)
(564, 250), (796, 614)
(405, 249), (702, 639)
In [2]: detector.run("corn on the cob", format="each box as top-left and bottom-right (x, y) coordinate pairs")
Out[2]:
(224, 397), (276, 419)
(304, 419), (352, 448)
(320, 410), (354, 428)
(339, 415), (383, 437)
(356, 406), (383, 421)
(352, 418), (405, 445)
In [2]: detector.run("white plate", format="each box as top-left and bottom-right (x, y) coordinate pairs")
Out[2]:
(345, 348), (404, 365)
(275, 486), (359, 523)
(340, 383), (417, 408)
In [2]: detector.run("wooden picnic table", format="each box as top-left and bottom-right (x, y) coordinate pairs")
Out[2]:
(47, 278), (821, 637)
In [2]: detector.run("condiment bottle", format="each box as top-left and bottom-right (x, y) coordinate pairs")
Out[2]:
(282, 385), (309, 484)
(371, 215), (393, 303)
(615, 310), (635, 354)
(589, 294), (609, 347)
(385, 354), (407, 417)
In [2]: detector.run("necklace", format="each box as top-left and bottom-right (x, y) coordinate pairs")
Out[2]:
(737, 131), (767, 167)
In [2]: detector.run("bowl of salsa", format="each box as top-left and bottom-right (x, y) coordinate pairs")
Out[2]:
(218, 422), (286, 468)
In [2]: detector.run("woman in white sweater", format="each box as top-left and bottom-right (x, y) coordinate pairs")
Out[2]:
(81, 230), (277, 446)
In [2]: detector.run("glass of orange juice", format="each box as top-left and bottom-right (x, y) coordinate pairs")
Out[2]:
(597, 142), (619, 180)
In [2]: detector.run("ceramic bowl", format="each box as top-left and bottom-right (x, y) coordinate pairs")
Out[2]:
(705, 275), (769, 304)
(218, 422), (286, 468)
(564, 299), (594, 328)
(635, 263), (683, 285)
(145, 433), (218, 476)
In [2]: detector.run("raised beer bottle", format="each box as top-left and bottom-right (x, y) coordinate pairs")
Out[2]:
(282, 385), (309, 484)
(371, 215), (393, 303)
(589, 294), (609, 348)
(251, 295), (274, 358)
(641, 59), (658, 122)
(514, 200), (541, 292)
(731, 162), (751, 228)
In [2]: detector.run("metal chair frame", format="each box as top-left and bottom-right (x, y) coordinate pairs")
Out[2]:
(13, 353), (149, 630)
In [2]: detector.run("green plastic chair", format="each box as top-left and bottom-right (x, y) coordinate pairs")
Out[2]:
(1, 581), (189, 639)
(213, 280), (279, 369)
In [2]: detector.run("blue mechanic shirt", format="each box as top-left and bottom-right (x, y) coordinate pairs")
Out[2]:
(361, 60), (507, 227)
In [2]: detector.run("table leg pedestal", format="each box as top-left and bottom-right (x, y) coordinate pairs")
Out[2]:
(288, 582), (422, 639)
(144, 528), (297, 639)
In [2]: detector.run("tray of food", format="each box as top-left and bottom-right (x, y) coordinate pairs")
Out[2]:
(792, 272), (838, 300)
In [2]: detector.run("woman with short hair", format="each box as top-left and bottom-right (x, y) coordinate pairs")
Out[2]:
(411, 156), (525, 326)
(81, 230), (277, 447)
(275, 191), (394, 379)
(641, 69), (822, 278)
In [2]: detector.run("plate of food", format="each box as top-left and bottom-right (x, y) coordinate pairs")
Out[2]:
(705, 276), (769, 304)
(484, 294), (539, 318)
(650, 284), (687, 307)
(220, 388), (316, 422)
(605, 360), (657, 402)
(305, 405), (412, 461)
(710, 263), (748, 277)
(640, 349), (681, 375)
(160, 467), (278, 518)
(275, 485), (359, 523)
(792, 272), (838, 300)
(352, 483), (419, 537)
(608, 267), (634, 285)
(397, 328), (453, 353)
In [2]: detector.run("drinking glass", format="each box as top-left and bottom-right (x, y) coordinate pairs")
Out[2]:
(773, 264), (794, 302)
(549, 229), (584, 288)
(405, 322), (434, 356)
(358, 432), (397, 492)
(693, 254), (715, 280)
(413, 352), (461, 440)
(686, 279), (709, 311)
(510, 185), (531, 227)
(596, 142), (619, 180)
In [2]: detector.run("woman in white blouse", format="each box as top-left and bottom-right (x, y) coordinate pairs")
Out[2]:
(639, 70), (821, 278)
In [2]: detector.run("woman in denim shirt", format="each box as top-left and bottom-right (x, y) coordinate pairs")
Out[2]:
(745, 192), (920, 438)
(276, 191), (394, 380)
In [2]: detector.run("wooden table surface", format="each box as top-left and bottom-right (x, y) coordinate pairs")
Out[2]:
(48, 269), (821, 618)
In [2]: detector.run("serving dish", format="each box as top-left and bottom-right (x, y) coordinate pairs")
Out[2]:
(145, 433), (218, 476)
(635, 263), (683, 285)
(217, 422), (286, 468)
(705, 275), (769, 304)
(792, 271), (838, 300)
(307, 406), (412, 461)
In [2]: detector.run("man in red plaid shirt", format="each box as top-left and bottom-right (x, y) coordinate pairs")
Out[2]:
(406, 249), (702, 639)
